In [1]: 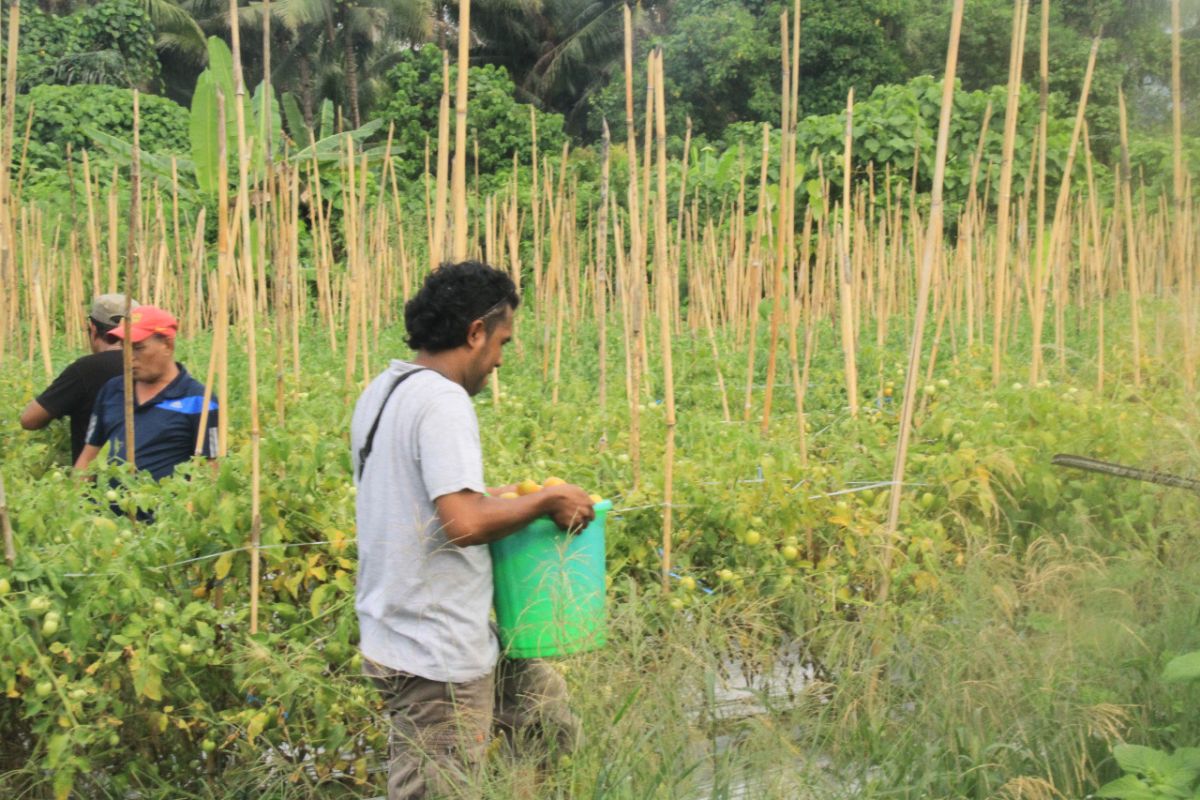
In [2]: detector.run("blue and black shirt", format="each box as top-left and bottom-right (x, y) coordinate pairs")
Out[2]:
(85, 364), (218, 480)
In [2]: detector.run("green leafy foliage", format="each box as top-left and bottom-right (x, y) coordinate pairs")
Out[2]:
(14, 84), (187, 176)
(587, 0), (908, 141)
(1097, 745), (1200, 799)
(1095, 651), (1200, 798)
(1, 295), (1198, 797)
(1164, 651), (1200, 684)
(661, 76), (1084, 220)
(0, 421), (370, 797)
(376, 46), (566, 180)
(1, 0), (160, 91)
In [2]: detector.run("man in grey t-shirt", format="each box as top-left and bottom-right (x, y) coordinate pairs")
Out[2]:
(351, 261), (595, 799)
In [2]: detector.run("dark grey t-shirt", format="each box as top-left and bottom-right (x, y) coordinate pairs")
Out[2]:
(351, 361), (495, 683)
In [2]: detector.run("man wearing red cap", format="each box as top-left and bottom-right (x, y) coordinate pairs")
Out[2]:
(74, 306), (219, 480)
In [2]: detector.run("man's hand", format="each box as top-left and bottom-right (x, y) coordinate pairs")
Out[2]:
(542, 484), (596, 533)
(434, 483), (598, 547)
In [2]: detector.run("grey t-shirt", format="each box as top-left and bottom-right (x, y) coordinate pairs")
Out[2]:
(351, 360), (497, 683)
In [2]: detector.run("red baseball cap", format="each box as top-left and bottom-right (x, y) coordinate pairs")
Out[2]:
(109, 306), (179, 343)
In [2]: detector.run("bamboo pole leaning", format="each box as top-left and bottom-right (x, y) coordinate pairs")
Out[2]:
(991, 0), (1029, 386)
(881, 0), (965, 605)
(761, 7), (798, 436)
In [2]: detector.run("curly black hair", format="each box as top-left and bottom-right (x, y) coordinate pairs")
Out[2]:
(404, 261), (520, 353)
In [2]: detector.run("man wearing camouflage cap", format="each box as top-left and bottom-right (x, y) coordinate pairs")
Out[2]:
(20, 294), (140, 462)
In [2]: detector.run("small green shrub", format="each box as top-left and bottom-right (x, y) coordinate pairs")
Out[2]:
(1096, 651), (1200, 799)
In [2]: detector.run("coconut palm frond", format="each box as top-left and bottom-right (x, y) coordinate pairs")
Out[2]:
(142, 0), (208, 61)
(154, 30), (210, 64)
(266, 0), (333, 33)
(528, 0), (622, 98)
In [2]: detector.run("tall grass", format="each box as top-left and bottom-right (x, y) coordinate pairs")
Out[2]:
(513, 529), (1200, 799)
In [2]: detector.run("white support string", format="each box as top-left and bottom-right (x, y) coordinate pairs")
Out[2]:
(54, 477), (926, 578)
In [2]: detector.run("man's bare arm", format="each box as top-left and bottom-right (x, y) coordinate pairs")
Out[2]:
(19, 400), (53, 431)
(74, 444), (101, 472)
(435, 484), (597, 548)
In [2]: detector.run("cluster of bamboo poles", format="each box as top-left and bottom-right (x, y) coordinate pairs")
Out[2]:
(0, 0), (1196, 600)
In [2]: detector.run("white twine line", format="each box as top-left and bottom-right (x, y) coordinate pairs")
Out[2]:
(61, 539), (349, 578)
(55, 481), (927, 578)
(804, 480), (926, 500)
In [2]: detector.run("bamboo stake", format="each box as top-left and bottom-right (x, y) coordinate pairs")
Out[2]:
(531, 108), (542, 297)
(344, 135), (360, 386)
(881, 0), (964, 605)
(431, 51), (451, 270)
(839, 89), (859, 417)
(991, 0), (1029, 386)
(652, 49), (676, 594)
(216, 92), (231, 457)
(742, 124), (771, 422)
(1117, 89), (1141, 388)
(596, 119), (611, 446)
(106, 167), (119, 292)
(1030, 0), (1050, 381)
(169, 156), (184, 307)
(1081, 120), (1104, 392)
(120, 91), (141, 472)
(11, 99), (32, 204)
(1171, 0), (1193, 392)
(1032, 35), (1100, 383)
(228, 0), (264, 635)
(195, 219), (221, 455)
(452, 0), (470, 261)
(623, 3), (643, 486)
(0, 2), (16, 332)
(78, 152), (100, 299)
(762, 9), (797, 435)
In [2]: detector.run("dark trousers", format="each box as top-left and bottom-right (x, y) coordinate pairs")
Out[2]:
(364, 657), (581, 800)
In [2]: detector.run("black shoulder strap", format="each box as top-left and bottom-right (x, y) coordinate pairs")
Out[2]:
(358, 368), (428, 480)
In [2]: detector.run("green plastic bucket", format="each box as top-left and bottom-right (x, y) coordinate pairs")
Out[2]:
(490, 500), (611, 658)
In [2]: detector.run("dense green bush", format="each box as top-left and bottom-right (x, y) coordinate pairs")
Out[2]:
(14, 84), (188, 176)
(0, 0), (160, 92)
(376, 46), (567, 180)
(670, 76), (1086, 219)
